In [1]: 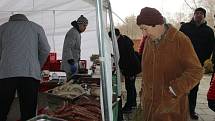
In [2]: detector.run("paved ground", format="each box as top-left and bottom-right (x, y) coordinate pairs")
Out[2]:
(122, 74), (215, 121)
(194, 74), (215, 121)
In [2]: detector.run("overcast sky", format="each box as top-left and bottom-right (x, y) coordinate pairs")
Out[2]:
(109, 0), (185, 23)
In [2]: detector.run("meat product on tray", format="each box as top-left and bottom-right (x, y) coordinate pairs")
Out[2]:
(47, 103), (102, 121)
(47, 82), (85, 99)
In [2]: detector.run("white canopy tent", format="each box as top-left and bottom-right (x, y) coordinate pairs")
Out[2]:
(0, 0), (120, 121)
(0, 0), (108, 62)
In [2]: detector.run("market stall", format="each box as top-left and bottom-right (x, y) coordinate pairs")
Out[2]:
(0, 0), (121, 121)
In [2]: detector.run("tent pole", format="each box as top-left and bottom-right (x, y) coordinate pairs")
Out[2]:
(107, 1), (121, 97)
(52, 10), (56, 52)
(96, 0), (113, 121)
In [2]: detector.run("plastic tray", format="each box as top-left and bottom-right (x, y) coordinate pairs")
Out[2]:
(28, 114), (66, 121)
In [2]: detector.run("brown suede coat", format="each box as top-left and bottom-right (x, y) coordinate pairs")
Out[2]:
(140, 25), (203, 121)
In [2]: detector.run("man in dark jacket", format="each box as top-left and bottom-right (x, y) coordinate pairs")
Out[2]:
(180, 7), (215, 120)
(109, 28), (141, 113)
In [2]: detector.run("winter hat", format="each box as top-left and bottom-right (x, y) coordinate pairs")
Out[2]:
(77, 15), (88, 25)
(108, 28), (120, 38)
(194, 7), (206, 17)
(136, 7), (164, 26)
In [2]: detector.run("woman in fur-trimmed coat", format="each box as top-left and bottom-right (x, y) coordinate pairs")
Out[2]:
(136, 7), (203, 121)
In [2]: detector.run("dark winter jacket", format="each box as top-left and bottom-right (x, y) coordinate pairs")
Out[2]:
(179, 20), (215, 65)
(117, 35), (141, 76)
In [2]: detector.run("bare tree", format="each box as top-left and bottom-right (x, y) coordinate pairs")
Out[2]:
(115, 0), (215, 40)
(117, 15), (142, 39)
(184, 0), (195, 10)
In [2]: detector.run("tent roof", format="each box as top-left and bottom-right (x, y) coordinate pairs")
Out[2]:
(0, 0), (109, 11)
(0, 0), (109, 62)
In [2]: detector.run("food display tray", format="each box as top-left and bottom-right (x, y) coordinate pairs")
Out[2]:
(28, 114), (66, 121)
(41, 90), (85, 111)
(42, 89), (85, 102)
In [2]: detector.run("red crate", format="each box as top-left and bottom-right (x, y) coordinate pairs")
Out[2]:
(42, 53), (61, 71)
(79, 60), (87, 69)
(49, 60), (61, 71)
(49, 53), (57, 63)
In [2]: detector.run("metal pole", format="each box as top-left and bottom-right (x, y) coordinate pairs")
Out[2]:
(95, 0), (112, 121)
(52, 10), (56, 52)
(107, 1), (121, 96)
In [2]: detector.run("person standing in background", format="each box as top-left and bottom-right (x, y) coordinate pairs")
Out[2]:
(207, 50), (215, 112)
(136, 7), (203, 121)
(0, 14), (50, 121)
(138, 36), (147, 55)
(180, 7), (215, 120)
(137, 35), (148, 61)
(109, 28), (141, 113)
(61, 15), (88, 80)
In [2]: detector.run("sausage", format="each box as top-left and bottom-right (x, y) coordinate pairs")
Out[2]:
(77, 102), (100, 108)
(54, 101), (68, 114)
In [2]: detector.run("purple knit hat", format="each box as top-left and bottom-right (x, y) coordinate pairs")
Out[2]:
(136, 7), (164, 26)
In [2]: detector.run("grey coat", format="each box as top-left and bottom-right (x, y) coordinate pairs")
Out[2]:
(61, 27), (81, 74)
(0, 14), (50, 80)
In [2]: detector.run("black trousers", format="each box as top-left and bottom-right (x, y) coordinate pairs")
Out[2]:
(208, 100), (215, 112)
(124, 75), (137, 107)
(188, 83), (200, 113)
(0, 77), (40, 121)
